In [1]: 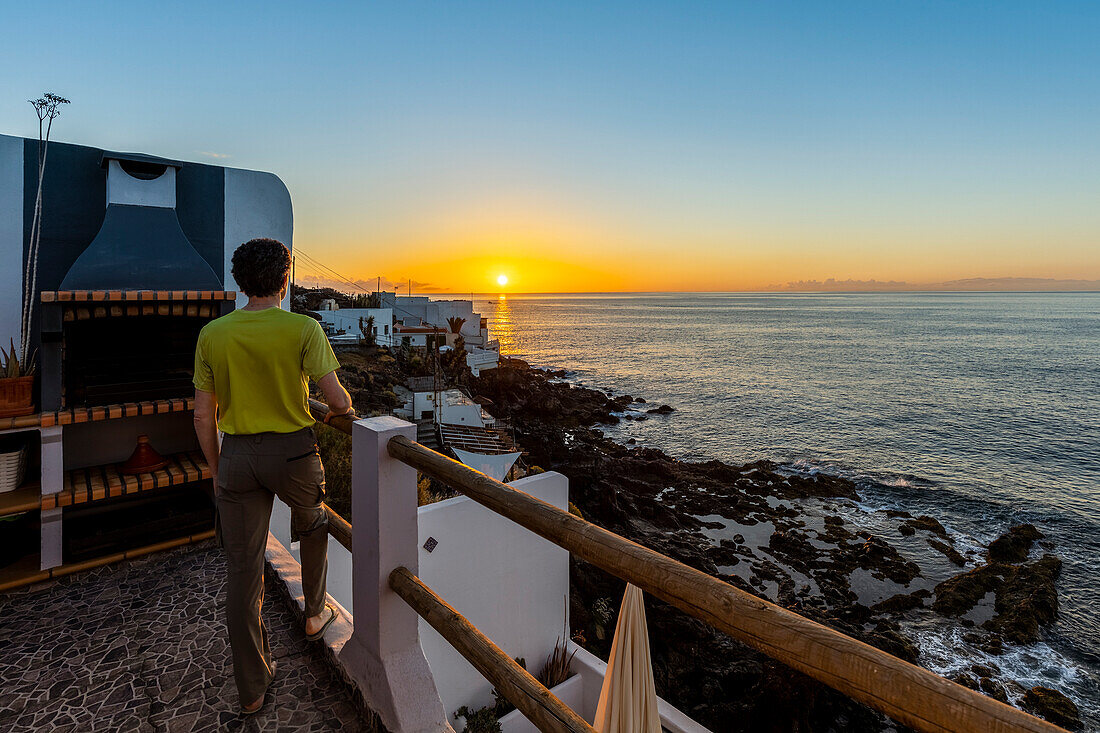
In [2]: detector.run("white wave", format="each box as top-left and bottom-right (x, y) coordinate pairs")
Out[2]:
(904, 621), (1091, 714)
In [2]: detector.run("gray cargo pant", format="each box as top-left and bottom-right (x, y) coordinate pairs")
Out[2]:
(216, 426), (328, 704)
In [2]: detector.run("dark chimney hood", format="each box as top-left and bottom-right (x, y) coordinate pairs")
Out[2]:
(60, 153), (221, 291)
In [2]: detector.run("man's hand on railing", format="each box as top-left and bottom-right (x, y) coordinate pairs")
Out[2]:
(323, 407), (356, 425)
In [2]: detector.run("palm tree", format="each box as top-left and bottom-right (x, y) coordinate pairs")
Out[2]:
(359, 315), (376, 346)
(446, 316), (466, 335)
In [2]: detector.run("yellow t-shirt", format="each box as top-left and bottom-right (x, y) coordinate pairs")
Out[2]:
(193, 307), (340, 435)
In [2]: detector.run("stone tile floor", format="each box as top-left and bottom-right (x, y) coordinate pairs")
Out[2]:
(0, 542), (381, 732)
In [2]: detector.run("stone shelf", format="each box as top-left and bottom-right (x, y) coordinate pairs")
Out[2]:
(0, 398), (194, 433)
(40, 290), (236, 302)
(45, 451), (209, 511)
(0, 482), (42, 518)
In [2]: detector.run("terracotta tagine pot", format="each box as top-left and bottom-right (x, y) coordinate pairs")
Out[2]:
(120, 435), (169, 475)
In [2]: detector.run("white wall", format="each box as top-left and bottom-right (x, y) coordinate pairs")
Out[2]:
(0, 135), (23, 354)
(416, 472), (571, 719)
(223, 168), (294, 310)
(411, 391), (435, 420)
(105, 159), (175, 207)
(381, 293), (482, 338)
(433, 300), (479, 337)
(438, 399), (483, 426)
(395, 331), (428, 347)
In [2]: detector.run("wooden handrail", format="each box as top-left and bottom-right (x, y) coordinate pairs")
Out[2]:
(308, 399), (353, 552)
(322, 502), (352, 551)
(388, 434), (1065, 733)
(389, 566), (595, 733)
(308, 398), (357, 435)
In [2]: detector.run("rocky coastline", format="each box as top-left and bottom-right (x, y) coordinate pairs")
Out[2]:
(465, 357), (1081, 732)
(321, 339), (1080, 731)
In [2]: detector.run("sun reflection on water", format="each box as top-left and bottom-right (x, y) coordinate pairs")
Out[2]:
(487, 294), (517, 355)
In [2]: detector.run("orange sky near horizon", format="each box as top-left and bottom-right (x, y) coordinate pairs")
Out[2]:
(292, 161), (1100, 293)
(297, 202), (1100, 293)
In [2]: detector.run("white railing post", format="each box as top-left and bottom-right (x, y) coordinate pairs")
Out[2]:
(342, 416), (454, 732)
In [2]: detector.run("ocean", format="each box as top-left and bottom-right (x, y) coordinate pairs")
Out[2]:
(481, 291), (1100, 728)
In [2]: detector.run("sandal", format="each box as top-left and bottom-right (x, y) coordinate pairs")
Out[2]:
(305, 604), (339, 641)
(240, 660), (276, 716)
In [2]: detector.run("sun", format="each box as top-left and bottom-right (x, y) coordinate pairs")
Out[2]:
(496, 274), (509, 287)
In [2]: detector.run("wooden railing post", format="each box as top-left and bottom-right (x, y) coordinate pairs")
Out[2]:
(340, 416), (454, 733)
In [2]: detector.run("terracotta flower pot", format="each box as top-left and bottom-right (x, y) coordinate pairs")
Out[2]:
(0, 376), (35, 418)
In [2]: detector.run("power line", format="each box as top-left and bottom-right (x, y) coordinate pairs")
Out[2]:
(295, 248), (373, 294)
(293, 247), (427, 322)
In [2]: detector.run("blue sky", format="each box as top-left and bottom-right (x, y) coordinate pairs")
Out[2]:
(2, 1), (1098, 291)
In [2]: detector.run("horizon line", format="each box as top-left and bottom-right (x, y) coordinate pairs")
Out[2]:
(298, 287), (1100, 296)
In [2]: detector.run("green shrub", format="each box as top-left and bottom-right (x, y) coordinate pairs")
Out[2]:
(316, 424), (352, 520)
(454, 705), (501, 733)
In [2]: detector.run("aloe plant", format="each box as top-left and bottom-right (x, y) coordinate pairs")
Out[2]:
(1, 339), (33, 379)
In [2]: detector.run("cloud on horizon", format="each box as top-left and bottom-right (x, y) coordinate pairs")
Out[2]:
(766, 277), (1100, 292)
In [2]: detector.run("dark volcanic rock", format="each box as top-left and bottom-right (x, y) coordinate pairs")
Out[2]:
(1022, 686), (1082, 730)
(647, 404), (676, 414)
(986, 554), (1061, 643)
(933, 525), (1061, 644)
(902, 515), (948, 538)
(871, 589), (931, 615)
(927, 538), (966, 566)
(933, 564), (1004, 616)
(467, 358), (1068, 729)
(839, 534), (921, 585)
(987, 524), (1043, 563)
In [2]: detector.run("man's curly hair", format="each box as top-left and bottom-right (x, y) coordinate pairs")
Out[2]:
(231, 238), (292, 297)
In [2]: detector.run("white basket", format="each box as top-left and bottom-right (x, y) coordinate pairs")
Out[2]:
(0, 446), (27, 493)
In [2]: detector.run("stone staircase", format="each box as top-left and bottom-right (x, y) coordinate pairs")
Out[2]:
(416, 419), (440, 451)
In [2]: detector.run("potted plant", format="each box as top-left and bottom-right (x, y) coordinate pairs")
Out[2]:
(0, 340), (34, 419)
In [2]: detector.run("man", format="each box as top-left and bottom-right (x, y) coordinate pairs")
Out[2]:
(193, 238), (353, 714)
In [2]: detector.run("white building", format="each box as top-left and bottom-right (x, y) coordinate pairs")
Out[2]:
(379, 292), (494, 348)
(464, 346), (500, 376)
(316, 307), (394, 345)
(402, 388), (495, 427)
(314, 297), (498, 373)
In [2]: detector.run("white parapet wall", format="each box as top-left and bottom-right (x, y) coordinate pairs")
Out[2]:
(416, 472), (571, 721)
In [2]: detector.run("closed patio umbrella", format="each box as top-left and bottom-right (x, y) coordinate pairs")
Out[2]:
(593, 584), (661, 733)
